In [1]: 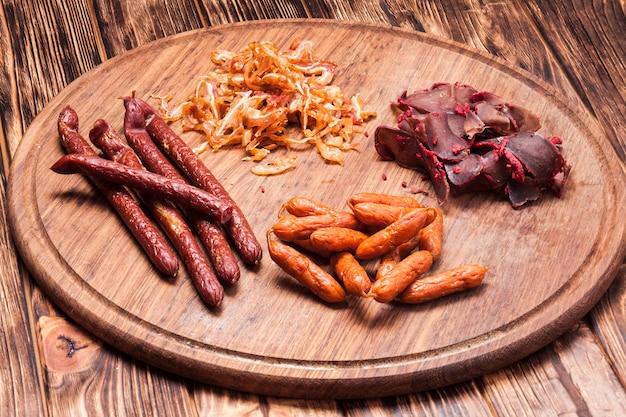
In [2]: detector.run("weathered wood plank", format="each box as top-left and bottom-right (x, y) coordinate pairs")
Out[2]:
(0, 190), (46, 416)
(1, 6), (46, 411)
(524, 0), (626, 158)
(483, 321), (626, 416)
(92, 0), (204, 57)
(590, 267), (626, 388)
(2, 0), (626, 415)
(35, 313), (197, 417)
(2, 1), (104, 128)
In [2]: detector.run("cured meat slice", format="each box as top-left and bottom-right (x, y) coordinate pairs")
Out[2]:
(374, 82), (571, 207)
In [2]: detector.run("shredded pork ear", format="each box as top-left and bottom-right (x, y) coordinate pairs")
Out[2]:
(153, 40), (376, 175)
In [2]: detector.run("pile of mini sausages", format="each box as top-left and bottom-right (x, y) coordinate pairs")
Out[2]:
(267, 193), (488, 304)
(51, 95), (262, 308)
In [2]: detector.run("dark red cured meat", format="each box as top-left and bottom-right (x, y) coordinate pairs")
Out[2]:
(50, 153), (234, 224)
(90, 119), (225, 307)
(424, 112), (469, 162)
(469, 91), (542, 133)
(373, 125), (422, 169)
(57, 106), (179, 277)
(504, 132), (569, 189)
(136, 98), (263, 266)
(397, 82), (478, 114)
(416, 142), (450, 204)
(374, 82), (571, 207)
(444, 153), (483, 187)
(123, 96), (241, 285)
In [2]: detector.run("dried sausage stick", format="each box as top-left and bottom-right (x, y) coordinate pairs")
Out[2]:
(350, 202), (417, 229)
(271, 212), (361, 241)
(136, 98), (262, 266)
(355, 208), (435, 260)
(123, 96), (240, 284)
(57, 106), (179, 277)
(418, 207), (443, 260)
(347, 192), (422, 209)
(50, 153), (233, 224)
(279, 196), (340, 217)
(192, 220), (241, 284)
(371, 250), (434, 303)
(309, 227), (368, 254)
(331, 252), (371, 297)
(267, 232), (346, 303)
(89, 120), (224, 306)
(397, 264), (487, 304)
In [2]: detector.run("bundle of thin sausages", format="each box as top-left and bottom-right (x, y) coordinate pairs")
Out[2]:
(267, 193), (487, 304)
(52, 95), (263, 308)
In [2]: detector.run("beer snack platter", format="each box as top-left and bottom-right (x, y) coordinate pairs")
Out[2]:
(8, 20), (626, 399)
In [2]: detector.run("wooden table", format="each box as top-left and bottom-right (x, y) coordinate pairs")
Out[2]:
(2, 1), (626, 415)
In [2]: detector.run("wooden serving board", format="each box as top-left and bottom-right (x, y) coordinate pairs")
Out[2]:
(8, 20), (626, 399)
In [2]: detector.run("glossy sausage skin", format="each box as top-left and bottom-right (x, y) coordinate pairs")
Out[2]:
(89, 119), (224, 306)
(50, 153), (233, 224)
(123, 96), (240, 285)
(371, 250), (434, 303)
(355, 208), (434, 260)
(331, 252), (371, 297)
(272, 213), (360, 241)
(57, 106), (179, 277)
(267, 233), (346, 303)
(397, 264), (487, 304)
(137, 98), (262, 266)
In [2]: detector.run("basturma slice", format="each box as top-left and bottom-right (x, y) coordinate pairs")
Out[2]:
(374, 82), (571, 208)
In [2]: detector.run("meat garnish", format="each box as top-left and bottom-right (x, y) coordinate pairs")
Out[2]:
(153, 40), (376, 174)
(374, 82), (571, 207)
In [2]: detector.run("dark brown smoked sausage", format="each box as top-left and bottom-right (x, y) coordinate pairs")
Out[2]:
(89, 119), (224, 307)
(50, 153), (233, 224)
(123, 96), (240, 284)
(136, 98), (263, 266)
(57, 106), (179, 277)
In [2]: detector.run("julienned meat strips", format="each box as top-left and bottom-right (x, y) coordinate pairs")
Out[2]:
(374, 82), (571, 208)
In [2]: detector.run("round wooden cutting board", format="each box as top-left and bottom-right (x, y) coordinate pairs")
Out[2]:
(8, 20), (626, 399)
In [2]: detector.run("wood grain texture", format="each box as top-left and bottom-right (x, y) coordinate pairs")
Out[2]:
(483, 321), (626, 416)
(525, 0), (626, 159)
(590, 267), (626, 388)
(8, 20), (626, 399)
(0, 183), (46, 416)
(2, 0), (626, 415)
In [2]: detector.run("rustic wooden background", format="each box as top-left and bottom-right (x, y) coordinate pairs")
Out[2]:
(1, 1), (626, 415)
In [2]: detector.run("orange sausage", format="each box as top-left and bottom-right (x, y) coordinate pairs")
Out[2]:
(350, 202), (416, 229)
(348, 192), (422, 208)
(355, 208), (435, 260)
(331, 252), (372, 297)
(375, 251), (399, 281)
(418, 207), (443, 260)
(397, 264), (488, 304)
(267, 232), (346, 303)
(309, 227), (369, 254)
(280, 196), (338, 217)
(292, 239), (335, 259)
(371, 250), (434, 303)
(375, 235), (421, 280)
(272, 212), (360, 241)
